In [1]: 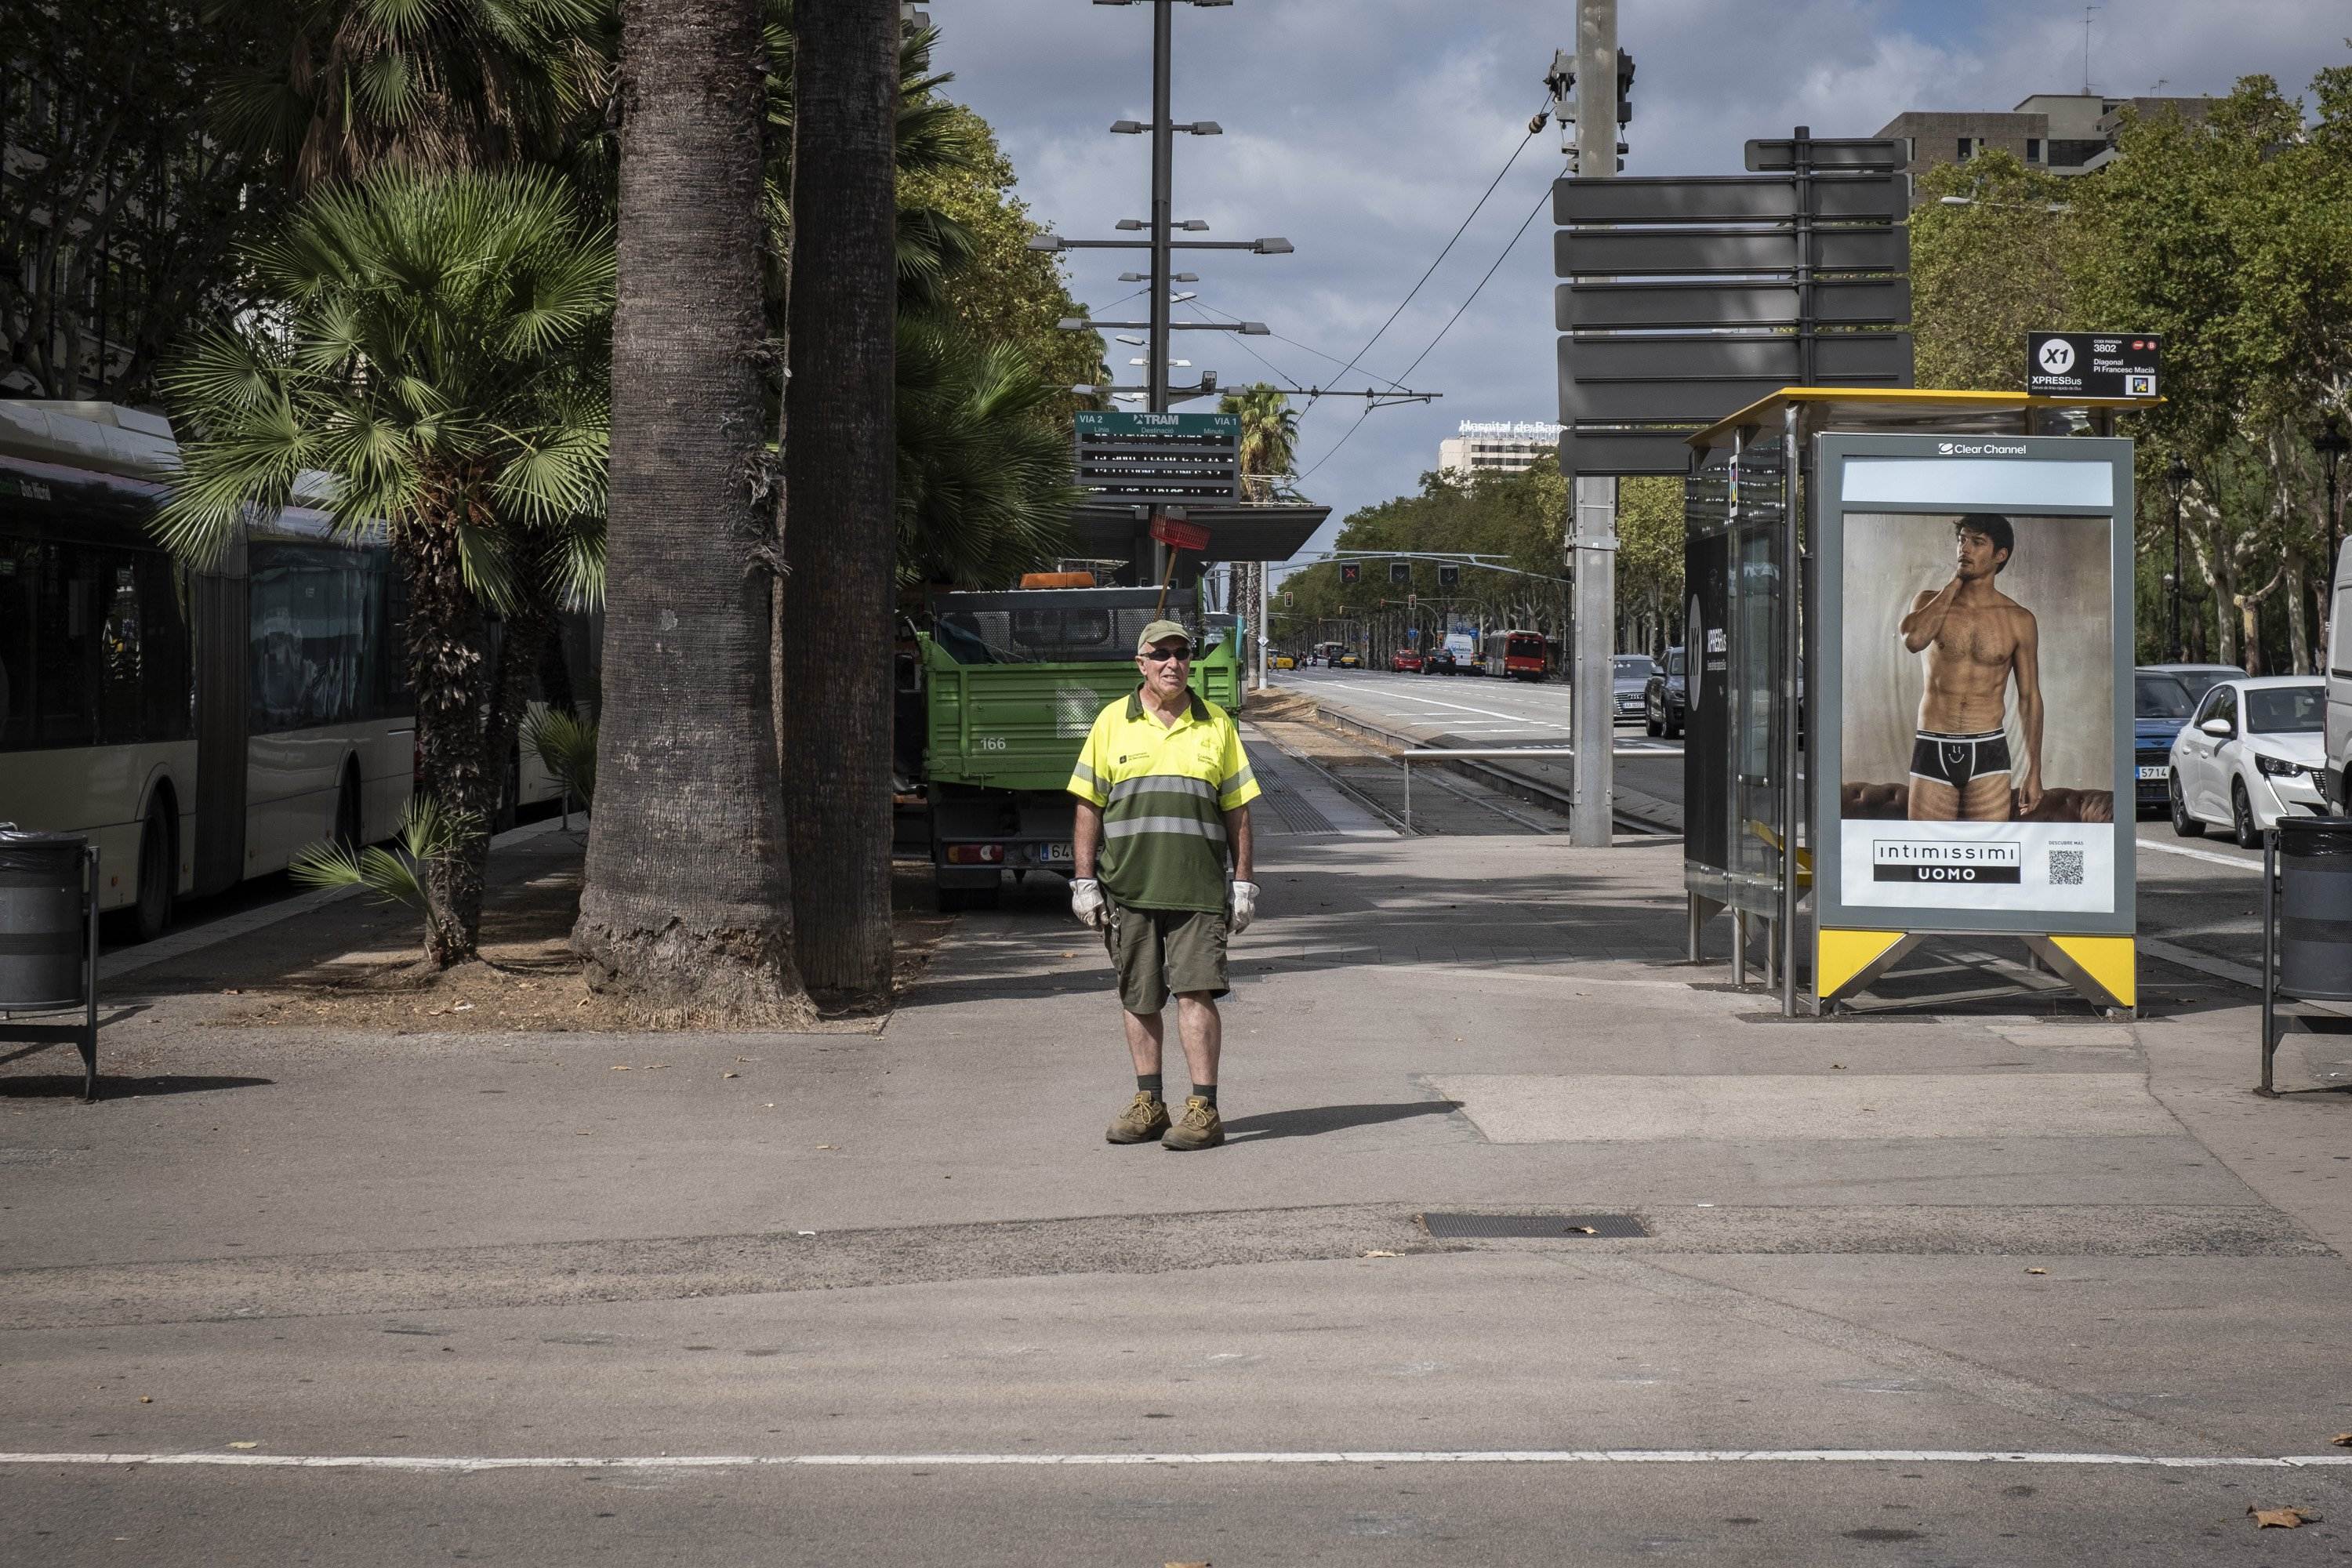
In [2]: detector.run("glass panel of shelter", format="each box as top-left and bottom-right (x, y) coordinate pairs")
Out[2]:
(1726, 431), (1791, 923)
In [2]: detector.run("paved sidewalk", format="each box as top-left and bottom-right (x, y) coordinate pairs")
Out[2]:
(4, 821), (2350, 1564)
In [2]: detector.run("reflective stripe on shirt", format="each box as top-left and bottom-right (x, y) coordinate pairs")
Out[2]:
(1104, 813), (1229, 842)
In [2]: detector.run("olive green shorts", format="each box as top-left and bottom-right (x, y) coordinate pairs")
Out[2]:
(1104, 904), (1231, 1014)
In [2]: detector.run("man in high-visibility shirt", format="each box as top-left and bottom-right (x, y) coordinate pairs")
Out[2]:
(1067, 619), (1261, 1151)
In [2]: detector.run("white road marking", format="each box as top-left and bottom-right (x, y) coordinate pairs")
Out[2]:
(4, 1450), (2349, 1473)
(1348, 687), (1574, 729)
(2135, 837), (2259, 871)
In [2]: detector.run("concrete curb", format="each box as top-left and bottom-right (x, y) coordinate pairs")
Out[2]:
(95, 815), (575, 982)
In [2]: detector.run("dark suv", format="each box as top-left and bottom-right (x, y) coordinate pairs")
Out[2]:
(1643, 647), (1687, 738)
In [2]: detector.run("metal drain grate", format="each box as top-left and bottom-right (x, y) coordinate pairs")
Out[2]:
(1417, 1212), (1648, 1240)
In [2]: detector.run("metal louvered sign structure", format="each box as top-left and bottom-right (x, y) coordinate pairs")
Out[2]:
(1073, 411), (1241, 505)
(1554, 130), (1914, 477)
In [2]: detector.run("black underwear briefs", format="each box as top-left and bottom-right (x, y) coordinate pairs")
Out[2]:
(1909, 728), (2013, 791)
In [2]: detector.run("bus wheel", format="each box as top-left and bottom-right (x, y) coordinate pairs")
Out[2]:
(335, 765), (363, 851)
(495, 748), (521, 835)
(133, 807), (175, 942)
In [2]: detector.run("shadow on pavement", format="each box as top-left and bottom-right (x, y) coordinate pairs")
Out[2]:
(1223, 1099), (1462, 1143)
(0, 1073), (274, 1101)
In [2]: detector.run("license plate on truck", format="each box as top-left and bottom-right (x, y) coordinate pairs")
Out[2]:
(1043, 842), (1073, 864)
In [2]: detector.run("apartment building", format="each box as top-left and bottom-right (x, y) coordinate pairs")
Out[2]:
(1875, 92), (2212, 201)
(1438, 423), (1563, 479)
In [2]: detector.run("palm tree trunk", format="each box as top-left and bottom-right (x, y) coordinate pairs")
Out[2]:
(404, 474), (495, 967)
(779, 0), (898, 998)
(576, 0), (811, 1025)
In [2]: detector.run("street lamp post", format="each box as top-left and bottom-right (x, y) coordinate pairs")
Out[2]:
(2166, 456), (2192, 662)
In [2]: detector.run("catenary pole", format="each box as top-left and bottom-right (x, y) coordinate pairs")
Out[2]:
(1257, 562), (1270, 690)
(1568, 0), (1619, 848)
(1146, 0), (1175, 583)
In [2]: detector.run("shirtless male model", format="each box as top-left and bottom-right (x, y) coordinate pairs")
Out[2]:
(1896, 514), (2043, 821)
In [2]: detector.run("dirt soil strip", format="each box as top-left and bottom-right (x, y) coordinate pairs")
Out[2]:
(170, 832), (953, 1036)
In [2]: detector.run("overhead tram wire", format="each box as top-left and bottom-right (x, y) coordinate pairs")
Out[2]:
(1297, 164), (1566, 482)
(1308, 93), (1556, 411)
(1391, 163), (1566, 387)
(1181, 296), (1414, 396)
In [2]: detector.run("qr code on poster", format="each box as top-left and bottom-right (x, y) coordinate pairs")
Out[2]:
(2049, 849), (2085, 886)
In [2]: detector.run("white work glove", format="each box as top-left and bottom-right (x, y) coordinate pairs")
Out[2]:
(1229, 880), (1260, 935)
(1070, 877), (1107, 931)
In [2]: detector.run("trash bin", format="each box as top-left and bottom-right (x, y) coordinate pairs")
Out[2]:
(2277, 815), (2352, 1002)
(0, 827), (88, 1010)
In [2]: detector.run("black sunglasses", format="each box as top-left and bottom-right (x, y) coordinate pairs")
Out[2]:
(1140, 645), (1192, 662)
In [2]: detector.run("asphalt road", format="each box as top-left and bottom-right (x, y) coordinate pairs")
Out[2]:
(1274, 664), (2289, 1006)
(10, 741), (2352, 1564)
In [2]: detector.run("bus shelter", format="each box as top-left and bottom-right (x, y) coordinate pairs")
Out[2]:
(1680, 389), (2155, 1018)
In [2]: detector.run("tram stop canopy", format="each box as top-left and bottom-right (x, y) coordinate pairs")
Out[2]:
(1677, 387), (2160, 1018)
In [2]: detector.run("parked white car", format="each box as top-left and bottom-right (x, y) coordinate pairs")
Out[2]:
(2167, 675), (2330, 846)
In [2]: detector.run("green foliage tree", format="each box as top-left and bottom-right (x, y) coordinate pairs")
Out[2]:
(1219, 383), (1301, 499)
(2071, 68), (2352, 670)
(1908, 149), (2080, 392)
(1615, 476), (1686, 655)
(896, 315), (1083, 586)
(898, 103), (1103, 411)
(1278, 461), (1686, 663)
(157, 169), (612, 966)
(206, 0), (615, 194)
(1280, 463), (1568, 659)
(2, 1), (284, 402)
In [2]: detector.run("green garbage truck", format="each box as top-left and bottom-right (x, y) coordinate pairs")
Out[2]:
(907, 588), (1240, 910)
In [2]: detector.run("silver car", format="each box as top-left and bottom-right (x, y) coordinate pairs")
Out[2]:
(1613, 654), (1655, 724)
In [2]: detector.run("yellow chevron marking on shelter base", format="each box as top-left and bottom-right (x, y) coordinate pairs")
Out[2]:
(1817, 929), (1907, 999)
(2048, 935), (2136, 1008)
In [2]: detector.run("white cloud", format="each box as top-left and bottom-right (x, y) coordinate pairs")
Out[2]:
(935, 0), (2349, 561)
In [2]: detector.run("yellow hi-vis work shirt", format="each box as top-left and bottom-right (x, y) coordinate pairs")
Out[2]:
(1067, 689), (1261, 912)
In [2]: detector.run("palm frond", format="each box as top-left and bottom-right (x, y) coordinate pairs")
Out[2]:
(523, 707), (597, 804)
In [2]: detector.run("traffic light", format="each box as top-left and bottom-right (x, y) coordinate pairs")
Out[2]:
(1437, 562), (1461, 590)
(1389, 561), (1410, 586)
(1616, 49), (1635, 124)
(1339, 562), (1360, 585)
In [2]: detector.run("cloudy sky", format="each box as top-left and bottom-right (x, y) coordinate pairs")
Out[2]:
(934, 1), (2346, 570)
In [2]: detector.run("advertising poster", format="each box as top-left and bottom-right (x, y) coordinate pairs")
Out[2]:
(1838, 510), (2115, 913)
(1816, 435), (2134, 938)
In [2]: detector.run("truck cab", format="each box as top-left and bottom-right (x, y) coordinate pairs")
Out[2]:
(910, 588), (1240, 910)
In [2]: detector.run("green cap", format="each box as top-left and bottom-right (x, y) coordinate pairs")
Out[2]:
(1135, 619), (1193, 655)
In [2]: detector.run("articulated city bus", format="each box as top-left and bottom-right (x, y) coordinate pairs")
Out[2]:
(0, 401), (421, 938)
(1, 404), (597, 939)
(1483, 628), (1551, 681)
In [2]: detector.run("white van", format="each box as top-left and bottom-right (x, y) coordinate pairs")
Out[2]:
(2328, 537), (2352, 811)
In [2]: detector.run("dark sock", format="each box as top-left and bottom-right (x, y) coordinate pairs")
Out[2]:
(1191, 1083), (1218, 1107)
(1136, 1073), (1163, 1099)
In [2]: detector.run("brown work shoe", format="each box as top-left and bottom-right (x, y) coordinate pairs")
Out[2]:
(1106, 1092), (1171, 1145)
(1161, 1095), (1224, 1151)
